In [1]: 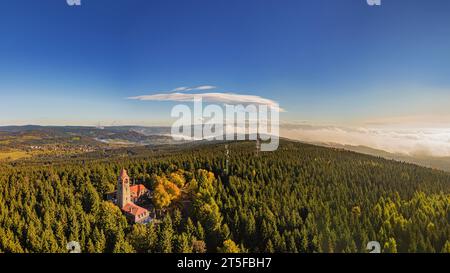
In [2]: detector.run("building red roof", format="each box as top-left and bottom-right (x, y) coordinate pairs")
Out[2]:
(122, 202), (148, 217)
(130, 184), (148, 198)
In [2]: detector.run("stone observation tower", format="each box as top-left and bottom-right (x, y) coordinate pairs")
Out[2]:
(117, 169), (131, 208)
(112, 169), (151, 224)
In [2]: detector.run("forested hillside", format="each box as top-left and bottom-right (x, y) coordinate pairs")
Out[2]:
(1, 140), (450, 253)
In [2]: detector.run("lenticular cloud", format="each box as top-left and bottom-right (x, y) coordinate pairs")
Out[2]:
(129, 92), (284, 112)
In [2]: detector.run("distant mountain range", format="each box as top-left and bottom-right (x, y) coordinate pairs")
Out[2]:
(0, 125), (184, 161)
(313, 142), (450, 172)
(1, 125), (449, 172)
(0, 125), (176, 145)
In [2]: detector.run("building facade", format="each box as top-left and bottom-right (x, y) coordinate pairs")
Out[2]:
(116, 169), (151, 224)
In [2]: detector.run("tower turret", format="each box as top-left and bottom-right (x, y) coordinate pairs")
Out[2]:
(117, 169), (131, 208)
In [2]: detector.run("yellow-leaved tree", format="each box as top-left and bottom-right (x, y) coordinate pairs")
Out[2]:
(218, 239), (240, 253)
(153, 183), (171, 209)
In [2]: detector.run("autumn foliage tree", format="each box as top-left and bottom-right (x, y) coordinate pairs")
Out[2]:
(218, 239), (240, 253)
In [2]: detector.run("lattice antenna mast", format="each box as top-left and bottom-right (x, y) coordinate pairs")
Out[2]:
(225, 144), (230, 175)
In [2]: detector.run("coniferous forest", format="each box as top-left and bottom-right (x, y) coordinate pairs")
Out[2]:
(1, 140), (450, 253)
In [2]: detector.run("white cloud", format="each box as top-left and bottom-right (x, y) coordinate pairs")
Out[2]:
(281, 123), (450, 157)
(129, 91), (284, 112)
(192, 85), (217, 91)
(171, 85), (217, 92)
(172, 87), (190, 92)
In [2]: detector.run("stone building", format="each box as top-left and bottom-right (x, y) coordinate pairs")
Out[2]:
(116, 169), (151, 224)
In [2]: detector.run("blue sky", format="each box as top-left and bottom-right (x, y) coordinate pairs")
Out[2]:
(1, 0), (450, 126)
